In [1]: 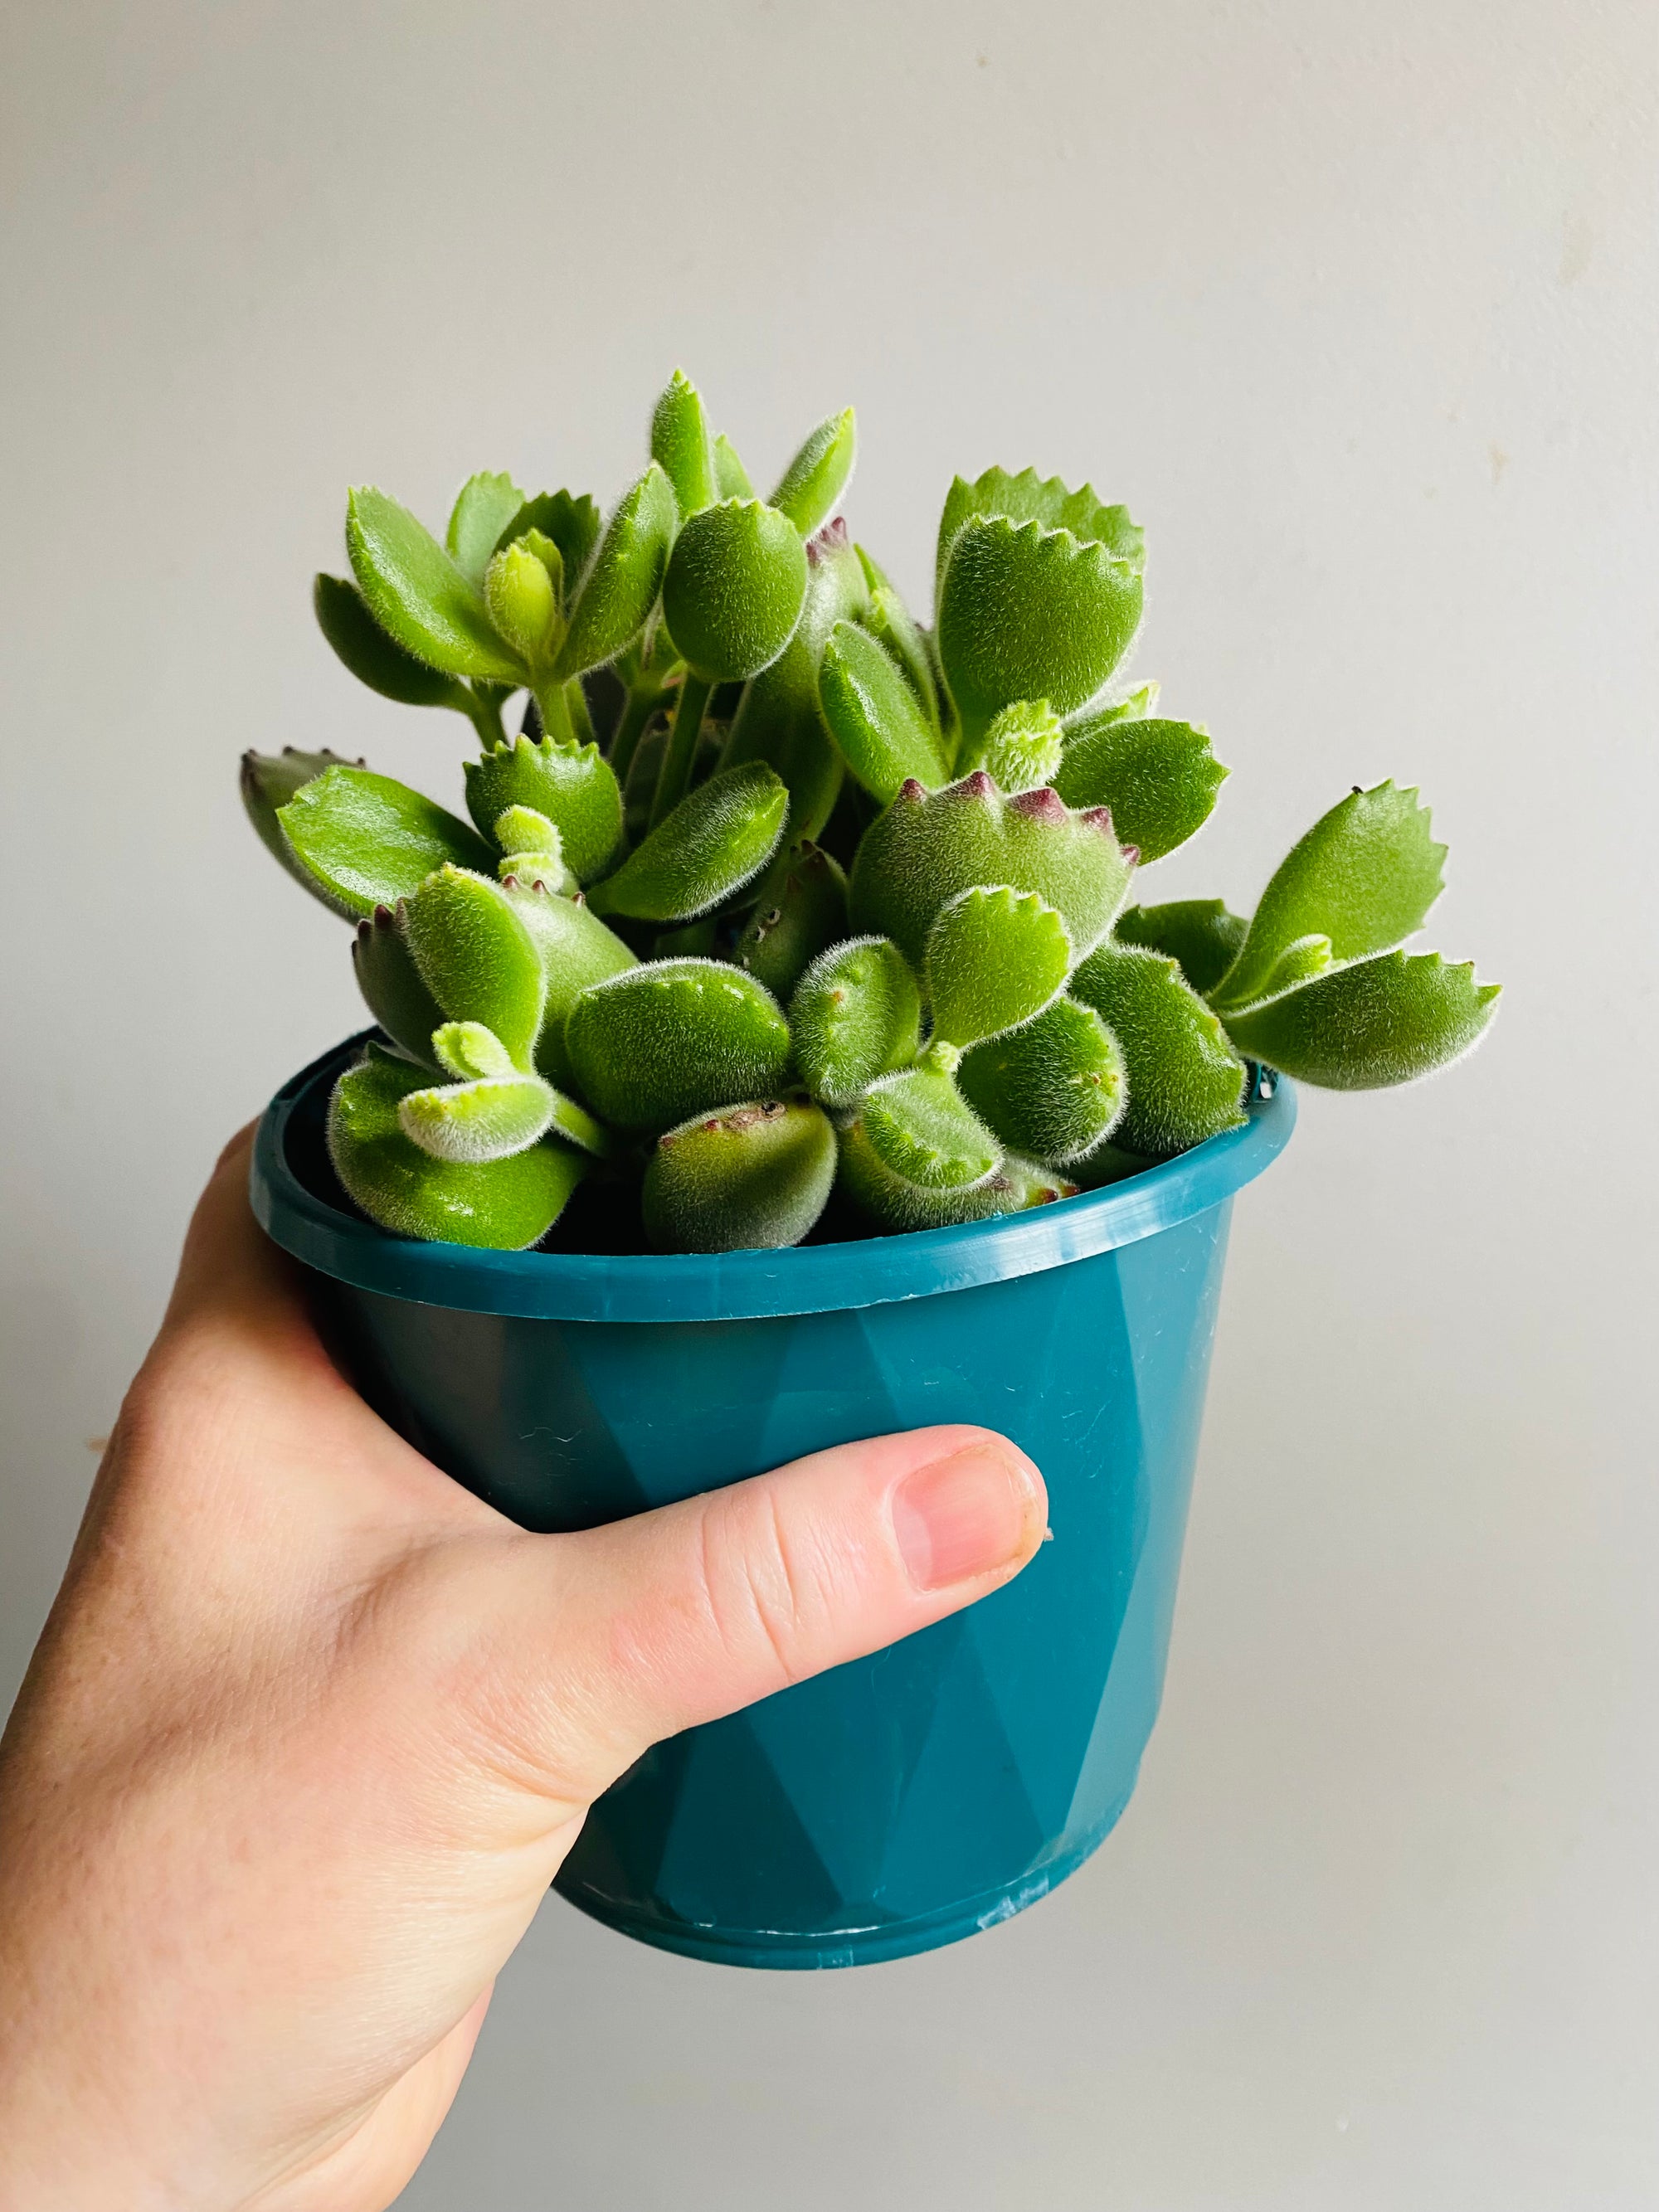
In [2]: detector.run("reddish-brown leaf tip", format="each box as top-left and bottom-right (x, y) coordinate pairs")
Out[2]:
(1010, 785), (1067, 821)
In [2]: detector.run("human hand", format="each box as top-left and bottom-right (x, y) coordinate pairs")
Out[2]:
(0, 1128), (1046, 2212)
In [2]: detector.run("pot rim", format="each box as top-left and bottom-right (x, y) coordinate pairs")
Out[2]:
(252, 1032), (1295, 1325)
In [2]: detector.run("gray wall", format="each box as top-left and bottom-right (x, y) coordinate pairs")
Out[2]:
(2, 2), (1655, 2204)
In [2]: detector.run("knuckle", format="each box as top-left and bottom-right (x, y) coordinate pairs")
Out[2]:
(695, 1485), (815, 1689)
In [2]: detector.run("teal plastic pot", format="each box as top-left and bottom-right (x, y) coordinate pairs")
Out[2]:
(253, 1037), (1293, 1970)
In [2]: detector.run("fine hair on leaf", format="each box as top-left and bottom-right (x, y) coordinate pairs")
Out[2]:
(256, 373), (1497, 1252)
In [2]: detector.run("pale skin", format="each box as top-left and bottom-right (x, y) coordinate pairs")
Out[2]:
(0, 1129), (1047, 2212)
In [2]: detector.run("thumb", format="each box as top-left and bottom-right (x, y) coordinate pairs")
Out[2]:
(479, 1424), (1047, 1806)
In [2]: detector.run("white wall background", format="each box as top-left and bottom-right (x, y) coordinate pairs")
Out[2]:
(2, 2), (1655, 2204)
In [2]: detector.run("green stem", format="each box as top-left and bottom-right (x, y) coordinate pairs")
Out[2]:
(533, 680), (577, 746)
(609, 683), (664, 787)
(649, 673), (713, 830)
(462, 687), (507, 747)
(564, 676), (597, 748)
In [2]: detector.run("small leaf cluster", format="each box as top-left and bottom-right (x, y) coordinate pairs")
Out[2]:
(244, 372), (1501, 1252)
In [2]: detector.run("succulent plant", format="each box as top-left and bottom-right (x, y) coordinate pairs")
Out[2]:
(243, 372), (1500, 1254)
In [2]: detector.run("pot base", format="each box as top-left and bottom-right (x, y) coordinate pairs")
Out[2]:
(552, 1774), (1138, 1970)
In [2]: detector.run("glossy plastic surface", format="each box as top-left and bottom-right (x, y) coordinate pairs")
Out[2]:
(254, 1039), (1293, 1967)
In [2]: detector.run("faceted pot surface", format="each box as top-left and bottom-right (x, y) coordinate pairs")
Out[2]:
(252, 1039), (1292, 1967)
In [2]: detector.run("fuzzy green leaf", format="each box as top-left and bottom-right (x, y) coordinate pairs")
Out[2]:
(484, 535), (560, 665)
(857, 1066), (1000, 1190)
(926, 884), (1072, 1047)
(849, 773), (1133, 974)
(328, 1046), (583, 1250)
(1071, 941), (1248, 1158)
(645, 1098), (837, 1252)
(789, 936), (922, 1108)
(734, 841), (849, 1000)
(858, 577), (941, 730)
(1083, 681), (1160, 724)
(498, 878), (637, 1090)
(486, 814), (571, 889)
(661, 498), (809, 683)
(312, 576), (474, 710)
(731, 693), (843, 853)
(243, 745), (360, 835)
(492, 490), (602, 594)
(243, 746), (367, 913)
(401, 864), (547, 1070)
(770, 409), (857, 537)
(651, 368), (719, 518)
(346, 487), (526, 683)
(277, 766), (495, 920)
(431, 1020), (517, 1081)
(836, 1121), (1074, 1233)
(552, 464), (678, 678)
(564, 959), (791, 1133)
(399, 1072), (557, 1163)
(492, 805), (561, 866)
(465, 735), (623, 884)
(722, 524), (868, 840)
(854, 543), (893, 593)
(1210, 782), (1448, 1014)
(446, 472), (528, 588)
(1220, 950), (1501, 1088)
(818, 620), (952, 802)
(936, 465), (1146, 593)
(586, 762), (787, 923)
(958, 996), (1126, 1165)
(403, 1055), (610, 1159)
(1053, 717), (1228, 863)
(937, 516), (1143, 753)
(713, 432), (755, 499)
(352, 907), (445, 1065)
(979, 700), (1066, 793)
(1114, 900), (1249, 998)
(620, 719), (672, 845)
(498, 854), (577, 897)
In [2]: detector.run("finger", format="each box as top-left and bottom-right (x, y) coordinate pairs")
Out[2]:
(163, 1121), (308, 1339)
(473, 1424), (1047, 1801)
(139, 1117), (354, 1449)
(111, 1121), (482, 1561)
